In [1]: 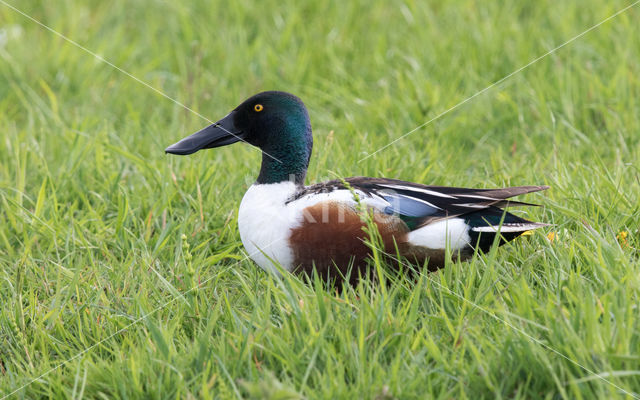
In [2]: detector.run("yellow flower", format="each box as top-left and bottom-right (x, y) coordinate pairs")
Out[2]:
(547, 232), (556, 242)
(617, 231), (629, 248)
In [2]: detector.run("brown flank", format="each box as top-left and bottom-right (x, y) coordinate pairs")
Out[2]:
(289, 201), (458, 285)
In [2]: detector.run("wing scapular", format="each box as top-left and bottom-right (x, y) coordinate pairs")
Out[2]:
(345, 177), (549, 222)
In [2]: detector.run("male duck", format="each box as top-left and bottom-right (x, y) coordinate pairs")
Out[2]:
(166, 91), (548, 283)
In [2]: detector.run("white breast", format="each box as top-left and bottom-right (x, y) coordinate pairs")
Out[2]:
(238, 182), (300, 274)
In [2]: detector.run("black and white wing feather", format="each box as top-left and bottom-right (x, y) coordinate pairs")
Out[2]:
(290, 177), (549, 229)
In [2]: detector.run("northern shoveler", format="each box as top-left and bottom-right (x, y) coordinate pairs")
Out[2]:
(166, 91), (548, 283)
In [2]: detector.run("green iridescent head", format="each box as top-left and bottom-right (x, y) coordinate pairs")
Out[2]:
(166, 91), (313, 185)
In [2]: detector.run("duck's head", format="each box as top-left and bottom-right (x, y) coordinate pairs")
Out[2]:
(166, 91), (313, 185)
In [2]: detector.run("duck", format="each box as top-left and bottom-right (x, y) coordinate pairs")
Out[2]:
(166, 91), (548, 284)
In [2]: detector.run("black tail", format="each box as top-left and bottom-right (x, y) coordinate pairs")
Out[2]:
(465, 207), (548, 252)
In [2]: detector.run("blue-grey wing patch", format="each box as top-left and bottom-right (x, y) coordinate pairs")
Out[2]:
(378, 191), (441, 217)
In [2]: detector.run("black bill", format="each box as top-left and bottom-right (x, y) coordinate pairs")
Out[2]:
(165, 112), (243, 155)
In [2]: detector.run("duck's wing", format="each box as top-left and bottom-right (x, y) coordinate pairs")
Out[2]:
(350, 177), (547, 220)
(289, 177), (549, 229)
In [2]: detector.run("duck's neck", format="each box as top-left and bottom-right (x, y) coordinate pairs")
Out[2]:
(256, 148), (310, 185)
(255, 122), (313, 185)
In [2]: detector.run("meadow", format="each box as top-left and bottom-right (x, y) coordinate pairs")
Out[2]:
(1, 0), (639, 398)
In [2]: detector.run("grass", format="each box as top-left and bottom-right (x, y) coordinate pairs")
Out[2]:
(1, 0), (639, 398)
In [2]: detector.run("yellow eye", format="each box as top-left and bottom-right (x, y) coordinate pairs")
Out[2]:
(254, 104), (264, 112)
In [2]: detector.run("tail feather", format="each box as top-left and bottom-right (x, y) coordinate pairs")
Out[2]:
(471, 222), (550, 233)
(470, 185), (550, 200)
(465, 207), (548, 252)
(491, 199), (542, 208)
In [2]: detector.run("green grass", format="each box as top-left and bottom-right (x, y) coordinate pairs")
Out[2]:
(1, 0), (639, 398)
